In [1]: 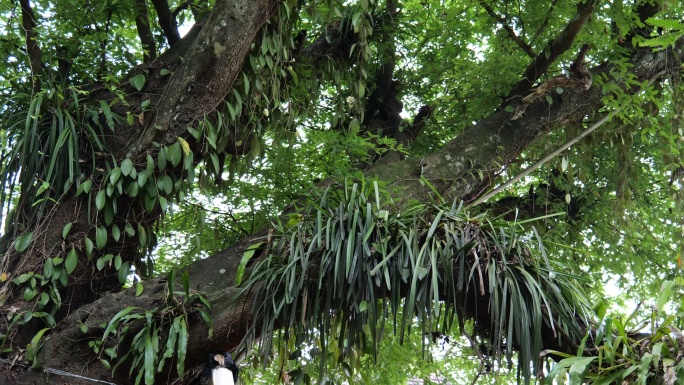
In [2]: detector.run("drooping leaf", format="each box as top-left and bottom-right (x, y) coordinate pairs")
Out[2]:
(65, 248), (78, 274)
(15, 232), (34, 253)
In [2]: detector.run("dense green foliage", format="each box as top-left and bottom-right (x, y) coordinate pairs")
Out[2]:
(2, 0), (684, 384)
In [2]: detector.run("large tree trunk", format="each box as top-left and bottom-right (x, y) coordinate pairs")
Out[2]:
(2, 0), (683, 382)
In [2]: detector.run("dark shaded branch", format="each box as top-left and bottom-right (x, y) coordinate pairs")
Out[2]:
(300, 24), (357, 65)
(19, 0), (42, 91)
(172, 0), (209, 21)
(172, 0), (194, 17)
(55, 45), (72, 83)
(504, 0), (598, 102)
(97, 9), (114, 79)
(134, 0), (157, 62)
(479, 0), (536, 58)
(624, 1), (662, 45)
(151, 0), (181, 46)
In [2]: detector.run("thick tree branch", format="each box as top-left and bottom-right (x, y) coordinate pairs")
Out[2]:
(479, 1), (536, 58)
(151, 0), (182, 47)
(134, 0), (157, 62)
(137, 0), (280, 152)
(373, 37), (684, 206)
(97, 9), (114, 79)
(19, 0), (42, 91)
(505, 0), (599, 101)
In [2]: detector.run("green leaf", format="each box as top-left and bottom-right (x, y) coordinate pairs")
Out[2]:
(118, 262), (130, 284)
(236, 242), (263, 285)
(287, 66), (298, 86)
(181, 271), (190, 297)
(62, 222), (73, 239)
(138, 170), (148, 187)
(112, 224), (121, 242)
(168, 142), (182, 167)
(37, 292), (49, 308)
(99, 100), (115, 130)
(121, 158), (134, 176)
(15, 232), (34, 253)
(568, 357), (596, 384)
(96, 255), (108, 271)
(104, 347), (118, 359)
(138, 224), (148, 247)
(160, 68), (171, 76)
(102, 306), (138, 342)
(161, 175), (173, 195)
(197, 307), (213, 338)
(65, 248), (78, 274)
(110, 167), (122, 185)
(592, 298), (608, 319)
(349, 118), (360, 133)
(96, 225), (107, 249)
(26, 328), (51, 363)
(105, 203), (115, 226)
(36, 181), (49, 196)
(176, 318), (188, 378)
(24, 286), (37, 301)
(159, 196), (168, 212)
(144, 193), (156, 213)
(130, 74), (146, 91)
(77, 179), (93, 196)
(146, 154), (154, 175)
(100, 358), (111, 369)
(95, 190), (106, 211)
(125, 223), (136, 237)
(43, 258), (54, 279)
(84, 238), (94, 259)
(243, 72), (250, 94)
(135, 282), (144, 296)
(657, 280), (675, 311)
(13, 272), (33, 285)
(158, 147), (167, 171)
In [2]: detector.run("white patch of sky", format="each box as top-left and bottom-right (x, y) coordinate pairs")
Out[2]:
(179, 23), (193, 38)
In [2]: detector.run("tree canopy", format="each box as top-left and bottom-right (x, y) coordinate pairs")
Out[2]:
(1, 0), (684, 384)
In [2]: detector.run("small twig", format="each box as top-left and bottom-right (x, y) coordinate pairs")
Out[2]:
(0, 357), (118, 384)
(19, 0), (43, 91)
(479, 1), (536, 58)
(532, 0), (561, 41)
(463, 330), (488, 385)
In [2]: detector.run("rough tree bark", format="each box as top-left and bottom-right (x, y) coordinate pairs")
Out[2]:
(1, 0), (683, 384)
